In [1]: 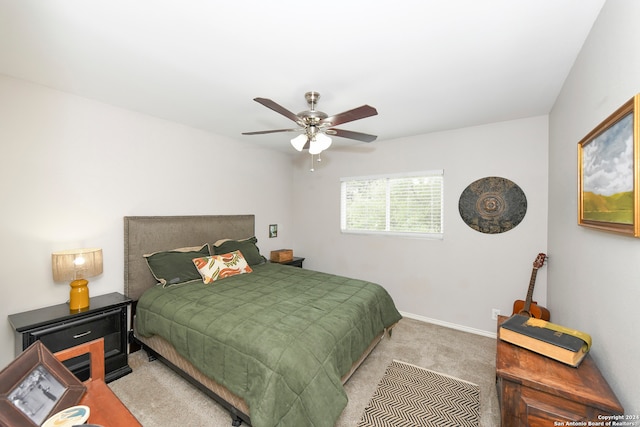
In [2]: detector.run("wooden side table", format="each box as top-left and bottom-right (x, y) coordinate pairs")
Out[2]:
(55, 338), (141, 426)
(495, 316), (623, 425)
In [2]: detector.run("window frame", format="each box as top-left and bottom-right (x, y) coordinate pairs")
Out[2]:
(340, 169), (444, 239)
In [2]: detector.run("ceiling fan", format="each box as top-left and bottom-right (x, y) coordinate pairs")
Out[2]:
(242, 91), (378, 155)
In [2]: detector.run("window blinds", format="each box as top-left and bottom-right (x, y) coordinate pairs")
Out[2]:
(340, 170), (443, 238)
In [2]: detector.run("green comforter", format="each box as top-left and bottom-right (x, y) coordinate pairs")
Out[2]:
(136, 262), (402, 427)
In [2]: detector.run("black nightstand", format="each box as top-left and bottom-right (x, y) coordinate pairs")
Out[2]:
(8, 292), (132, 383)
(278, 257), (305, 268)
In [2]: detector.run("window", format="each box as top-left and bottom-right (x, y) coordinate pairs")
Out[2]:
(340, 170), (444, 238)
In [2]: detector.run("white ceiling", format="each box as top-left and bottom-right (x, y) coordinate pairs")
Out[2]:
(0, 1), (606, 151)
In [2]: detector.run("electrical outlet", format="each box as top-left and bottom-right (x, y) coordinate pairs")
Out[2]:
(491, 308), (501, 320)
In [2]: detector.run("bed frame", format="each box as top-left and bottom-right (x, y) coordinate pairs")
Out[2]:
(123, 215), (389, 426)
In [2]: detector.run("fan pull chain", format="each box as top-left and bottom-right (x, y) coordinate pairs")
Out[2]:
(309, 152), (323, 172)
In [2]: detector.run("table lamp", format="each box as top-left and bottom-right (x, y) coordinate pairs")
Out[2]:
(52, 248), (103, 312)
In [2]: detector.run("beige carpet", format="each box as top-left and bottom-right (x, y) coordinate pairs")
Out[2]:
(109, 318), (500, 426)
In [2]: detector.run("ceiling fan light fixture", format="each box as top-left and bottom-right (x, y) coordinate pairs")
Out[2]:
(290, 134), (307, 151)
(308, 142), (321, 155)
(309, 133), (332, 155)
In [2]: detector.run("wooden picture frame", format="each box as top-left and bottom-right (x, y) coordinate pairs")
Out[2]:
(578, 94), (640, 236)
(0, 341), (86, 426)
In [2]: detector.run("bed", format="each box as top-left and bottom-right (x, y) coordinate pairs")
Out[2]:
(124, 215), (402, 427)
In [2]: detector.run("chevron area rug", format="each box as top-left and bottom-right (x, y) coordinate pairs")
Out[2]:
(357, 360), (480, 427)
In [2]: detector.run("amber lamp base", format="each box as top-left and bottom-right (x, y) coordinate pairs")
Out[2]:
(69, 279), (90, 312)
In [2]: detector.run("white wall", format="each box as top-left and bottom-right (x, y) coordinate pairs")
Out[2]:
(291, 115), (549, 335)
(0, 75), (295, 367)
(548, 0), (640, 414)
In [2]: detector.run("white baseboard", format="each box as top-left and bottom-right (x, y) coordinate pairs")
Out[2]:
(400, 311), (497, 339)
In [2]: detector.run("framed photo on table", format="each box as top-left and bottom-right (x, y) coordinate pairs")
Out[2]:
(0, 341), (86, 426)
(578, 94), (640, 237)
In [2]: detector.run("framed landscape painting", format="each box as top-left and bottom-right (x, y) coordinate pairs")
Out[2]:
(578, 94), (640, 237)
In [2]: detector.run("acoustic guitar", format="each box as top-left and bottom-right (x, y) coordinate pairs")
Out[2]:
(512, 253), (550, 320)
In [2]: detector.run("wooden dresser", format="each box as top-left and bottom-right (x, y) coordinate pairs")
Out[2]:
(496, 316), (623, 426)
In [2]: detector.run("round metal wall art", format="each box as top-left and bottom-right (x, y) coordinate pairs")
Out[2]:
(458, 176), (527, 234)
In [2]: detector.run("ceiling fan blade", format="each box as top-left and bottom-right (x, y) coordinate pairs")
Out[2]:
(242, 128), (300, 135)
(321, 105), (378, 127)
(328, 128), (377, 143)
(254, 98), (301, 124)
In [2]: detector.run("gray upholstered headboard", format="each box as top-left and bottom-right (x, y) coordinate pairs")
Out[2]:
(124, 215), (255, 301)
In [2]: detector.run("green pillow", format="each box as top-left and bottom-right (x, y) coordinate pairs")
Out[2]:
(144, 244), (210, 287)
(213, 236), (266, 266)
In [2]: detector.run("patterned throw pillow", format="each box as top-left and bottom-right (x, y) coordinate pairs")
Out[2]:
(192, 250), (253, 284)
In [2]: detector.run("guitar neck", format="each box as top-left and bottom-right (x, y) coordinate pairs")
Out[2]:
(523, 268), (538, 312)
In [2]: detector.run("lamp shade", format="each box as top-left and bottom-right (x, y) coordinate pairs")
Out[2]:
(309, 133), (332, 155)
(52, 248), (102, 312)
(290, 134), (308, 151)
(52, 248), (103, 282)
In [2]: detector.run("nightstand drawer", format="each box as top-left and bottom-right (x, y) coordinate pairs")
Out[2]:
(30, 308), (122, 353)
